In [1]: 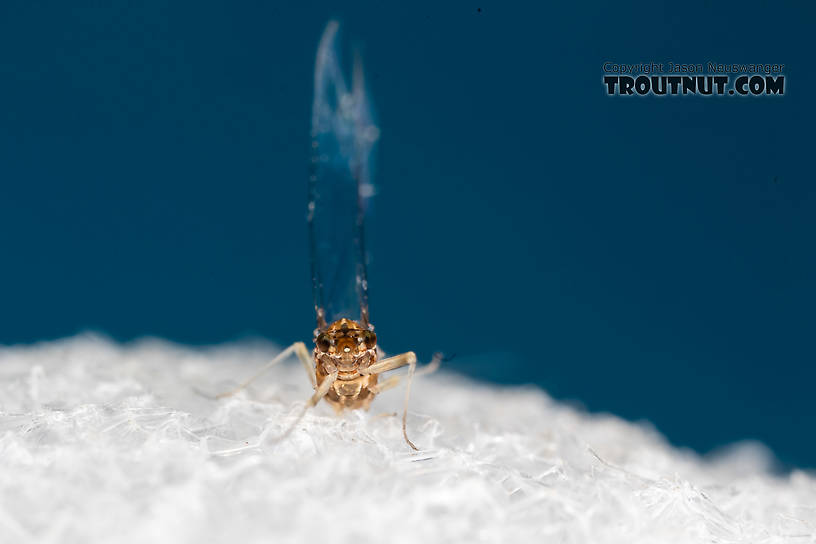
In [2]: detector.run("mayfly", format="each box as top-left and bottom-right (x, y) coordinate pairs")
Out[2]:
(218, 21), (439, 449)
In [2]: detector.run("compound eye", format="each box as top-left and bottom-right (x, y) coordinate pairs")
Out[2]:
(316, 333), (331, 352)
(363, 331), (377, 349)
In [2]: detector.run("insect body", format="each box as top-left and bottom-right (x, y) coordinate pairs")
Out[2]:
(315, 318), (379, 411)
(218, 21), (437, 450)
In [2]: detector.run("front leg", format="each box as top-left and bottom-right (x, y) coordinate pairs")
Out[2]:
(270, 370), (338, 444)
(361, 351), (416, 376)
(369, 354), (442, 393)
(362, 351), (441, 451)
(216, 341), (316, 399)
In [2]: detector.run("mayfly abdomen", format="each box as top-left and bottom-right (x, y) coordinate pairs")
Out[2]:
(309, 21), (379, 331)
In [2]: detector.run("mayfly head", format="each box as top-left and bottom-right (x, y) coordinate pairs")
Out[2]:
(314, 318), (377, 365)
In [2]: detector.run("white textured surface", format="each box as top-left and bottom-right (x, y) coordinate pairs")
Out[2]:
(0, 335), (813, 544)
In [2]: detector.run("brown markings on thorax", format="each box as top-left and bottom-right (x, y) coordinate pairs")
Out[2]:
(314, 318), (379, 411)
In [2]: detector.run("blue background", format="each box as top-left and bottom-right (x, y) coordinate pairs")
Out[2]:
(1, 2), (813, 467)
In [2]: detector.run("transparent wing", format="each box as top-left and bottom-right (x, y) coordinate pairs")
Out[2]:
(309, 21), (379, 331)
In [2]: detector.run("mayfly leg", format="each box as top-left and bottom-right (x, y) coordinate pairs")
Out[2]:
(363, 352), (442, 450)
(264, 370), (338, 445)
(364, 351), (416, 375)
(370, 354), (442, 393)
(216, 341), (316, 399)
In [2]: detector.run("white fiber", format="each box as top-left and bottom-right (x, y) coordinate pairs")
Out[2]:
(0, 335), (813, 543)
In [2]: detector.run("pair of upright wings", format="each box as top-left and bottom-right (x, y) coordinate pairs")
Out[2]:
(308, 21), (379, 331)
